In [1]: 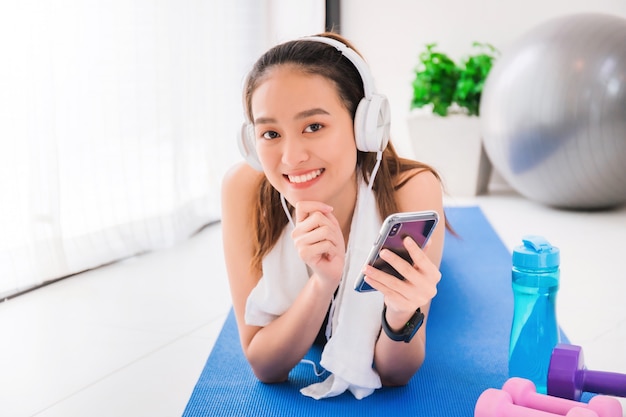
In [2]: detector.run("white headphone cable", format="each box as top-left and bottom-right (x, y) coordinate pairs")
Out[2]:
(299, 359), (328, 378)
(280, 193), (295, 227)
(368, 150), (382, 191)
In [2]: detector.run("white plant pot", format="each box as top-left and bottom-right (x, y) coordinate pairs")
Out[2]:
(407, 112), (492, 197)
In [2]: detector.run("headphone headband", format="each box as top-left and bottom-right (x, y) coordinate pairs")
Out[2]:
(298, 36), (376, 100)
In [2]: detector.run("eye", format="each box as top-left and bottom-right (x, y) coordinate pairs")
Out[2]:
(304, 123), (323, 133)
(261, 130), (280, 140)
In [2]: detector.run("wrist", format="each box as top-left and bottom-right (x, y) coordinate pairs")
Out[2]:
(384, 309), (414, 332)
(381, 305), (424, 343)
(309, 272), (340, 298)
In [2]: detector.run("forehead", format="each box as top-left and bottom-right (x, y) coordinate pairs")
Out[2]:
(254, 64), (337, 94)
(251, 65), (346, 115)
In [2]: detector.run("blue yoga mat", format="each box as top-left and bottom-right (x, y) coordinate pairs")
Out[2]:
(183, 206), (517, 416)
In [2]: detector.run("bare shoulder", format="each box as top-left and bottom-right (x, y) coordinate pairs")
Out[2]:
(221, 161), (264, 249)
(222, 162), (263, 198)
(394, 168), (444, 213)
(222, 162), (264, 213)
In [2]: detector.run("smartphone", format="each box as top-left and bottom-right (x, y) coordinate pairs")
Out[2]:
(353, 210), (439, 293)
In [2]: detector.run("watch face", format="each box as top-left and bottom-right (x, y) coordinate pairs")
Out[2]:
(405, 309), (424, 342)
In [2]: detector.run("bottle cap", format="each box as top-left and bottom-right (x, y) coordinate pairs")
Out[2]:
(513, 235), (560, 269)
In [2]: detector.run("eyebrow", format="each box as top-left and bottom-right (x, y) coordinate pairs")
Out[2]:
(254, 108), (330, 125)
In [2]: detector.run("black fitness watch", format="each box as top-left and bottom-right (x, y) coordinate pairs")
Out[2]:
(381, 305), (424, 343)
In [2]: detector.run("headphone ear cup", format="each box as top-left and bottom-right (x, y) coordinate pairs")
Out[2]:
(354, 94), (391, 153)
(237, 123), (264, 171)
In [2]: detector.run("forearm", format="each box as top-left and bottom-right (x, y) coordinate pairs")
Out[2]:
(373, 306), (430, 386)
(245, 274), (336, 383)
(374, 329), (426, 386)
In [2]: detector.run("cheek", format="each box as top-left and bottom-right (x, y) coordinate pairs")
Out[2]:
(255, 146), (284, 182)
(336, 134), (358, 165)
(255, 142), (275, 166)
(345, 151), (359, 174)
(330, 145), (358, 179)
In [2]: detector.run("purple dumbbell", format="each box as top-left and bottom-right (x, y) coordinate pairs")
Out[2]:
(548, 344), (626, 401)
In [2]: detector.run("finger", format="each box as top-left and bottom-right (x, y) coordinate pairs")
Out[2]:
(362, 263), (410, 297)
(403, 237), (440, 281)
(376, 249), (440, 298)
(293, 223), (338, 248)
(379, 249), (419, 282)
(293, 211), (336, 236)
(403, 236), (428, 266)
(362, 269), (413, 310)
(298, 239), (340, 263)
(363, 263), (435, 312)
(294, 201), (333, 223)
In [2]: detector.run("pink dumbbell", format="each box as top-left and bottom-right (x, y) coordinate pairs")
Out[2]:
(548, 344), (626, 401)
(475, 388), (599, 417)
(503, 377), (622, 417)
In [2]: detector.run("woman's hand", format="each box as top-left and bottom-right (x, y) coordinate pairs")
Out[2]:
(291, 201), (345, 289)
(363, 236), (441, 330)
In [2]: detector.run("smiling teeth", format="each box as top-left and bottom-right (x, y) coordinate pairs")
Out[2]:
(288, 169), (323, 184)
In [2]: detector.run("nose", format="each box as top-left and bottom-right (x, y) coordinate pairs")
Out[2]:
(281, 136), (309, 167)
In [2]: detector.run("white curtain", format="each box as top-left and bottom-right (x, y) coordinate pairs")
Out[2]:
(0, 1), (324, 299)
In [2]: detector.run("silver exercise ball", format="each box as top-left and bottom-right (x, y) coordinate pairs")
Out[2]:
(481, 13), (626, 209)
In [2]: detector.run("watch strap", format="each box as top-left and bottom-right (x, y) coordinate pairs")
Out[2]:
(381, 305), (424, 343)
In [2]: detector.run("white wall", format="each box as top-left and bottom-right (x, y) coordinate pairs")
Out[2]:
(341, 0), (626, 157)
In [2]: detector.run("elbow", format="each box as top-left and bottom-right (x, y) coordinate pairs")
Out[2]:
(243, 334), (292, 384)
(251, 365), (289, 384)
(246, 351), (290, 384)
(378, 355), (425, 387)
(380, 374), (413, 387)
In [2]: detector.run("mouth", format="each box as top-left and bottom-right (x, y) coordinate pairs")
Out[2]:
(285, 168), (325, 184)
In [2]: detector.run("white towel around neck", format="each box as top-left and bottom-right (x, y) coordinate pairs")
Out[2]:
(244, 177), (384, 399)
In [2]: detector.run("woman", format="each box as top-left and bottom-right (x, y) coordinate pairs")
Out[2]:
(221, 32), (445, 399)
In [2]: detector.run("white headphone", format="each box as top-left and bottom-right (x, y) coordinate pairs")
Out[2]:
(237, 36), (391, 172)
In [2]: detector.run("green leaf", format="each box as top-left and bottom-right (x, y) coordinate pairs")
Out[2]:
(410, 43), (460, 114)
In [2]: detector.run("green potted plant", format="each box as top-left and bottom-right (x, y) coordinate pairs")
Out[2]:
(407, 42), (499, 196)
(454, 42), (499, 116)
(410, 43), (460, 116)
(411, 42), (498, 116)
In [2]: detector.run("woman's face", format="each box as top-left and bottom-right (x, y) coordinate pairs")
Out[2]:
(251, 65), (358, 206)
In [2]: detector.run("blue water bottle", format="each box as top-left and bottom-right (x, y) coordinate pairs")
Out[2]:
(508, 235), (560, 394)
